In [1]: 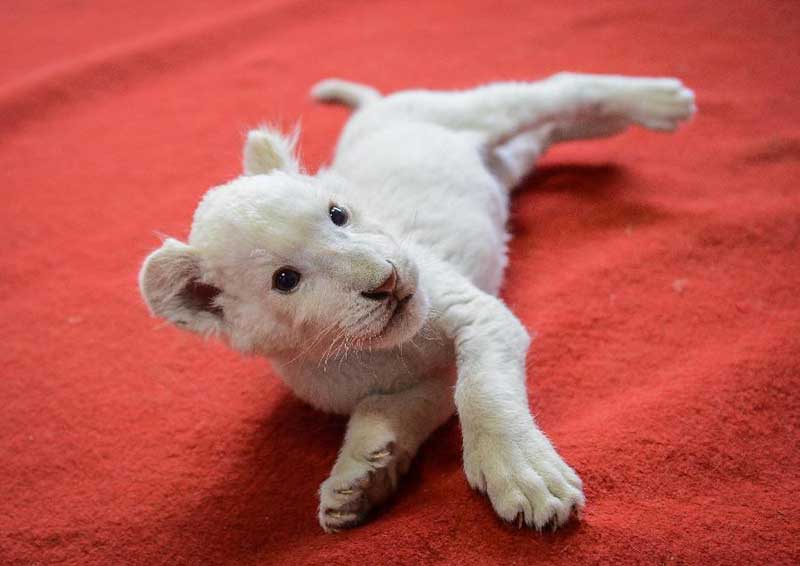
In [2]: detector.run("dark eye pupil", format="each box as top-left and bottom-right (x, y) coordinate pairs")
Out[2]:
(329, 205), (348, 226)
(273, 269), (301, 292)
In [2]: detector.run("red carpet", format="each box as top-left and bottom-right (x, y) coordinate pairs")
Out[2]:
(2, 1), (799, 564)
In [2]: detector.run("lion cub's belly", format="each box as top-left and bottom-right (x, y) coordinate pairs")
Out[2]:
(273, 323), (454, 414)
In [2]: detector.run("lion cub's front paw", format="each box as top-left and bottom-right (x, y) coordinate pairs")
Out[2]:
(463, 429), (584, 530)
(318, 441), (411, 533)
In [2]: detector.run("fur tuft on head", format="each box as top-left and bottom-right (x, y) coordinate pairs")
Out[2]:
(243, 125), (301, 175)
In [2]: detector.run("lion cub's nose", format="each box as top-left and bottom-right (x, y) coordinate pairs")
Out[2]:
(361, 265), (397, 301)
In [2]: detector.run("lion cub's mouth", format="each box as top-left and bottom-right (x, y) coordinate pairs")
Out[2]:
(379, 292), (414, 335)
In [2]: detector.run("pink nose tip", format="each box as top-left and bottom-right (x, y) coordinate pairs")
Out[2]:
(362, 265), (398, 301)
(374, 267), (397, 294)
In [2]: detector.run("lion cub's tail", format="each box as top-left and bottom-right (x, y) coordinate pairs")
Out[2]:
(311, 78), (381, 109)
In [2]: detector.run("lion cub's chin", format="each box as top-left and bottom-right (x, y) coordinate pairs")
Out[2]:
(359, 290), (430, 351)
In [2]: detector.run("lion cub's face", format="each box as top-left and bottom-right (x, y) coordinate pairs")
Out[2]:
(140, 171), (428, 357)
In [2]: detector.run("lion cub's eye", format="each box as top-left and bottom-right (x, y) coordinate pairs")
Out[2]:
(272, 268), (301, 293)
(329, 204), (349, 226)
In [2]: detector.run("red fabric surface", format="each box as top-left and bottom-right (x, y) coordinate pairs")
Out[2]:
(2, 1), (799, 564)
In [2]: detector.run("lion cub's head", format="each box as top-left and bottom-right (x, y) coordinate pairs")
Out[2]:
(139, 128), (428, 357)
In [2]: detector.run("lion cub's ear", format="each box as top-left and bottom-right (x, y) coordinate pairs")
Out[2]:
(138, 238), (223, 336)
(242, 126), (300, 175)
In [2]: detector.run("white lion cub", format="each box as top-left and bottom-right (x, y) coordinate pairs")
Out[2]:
(139, 72), (694, 532)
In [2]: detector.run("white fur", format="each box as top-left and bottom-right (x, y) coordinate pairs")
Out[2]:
(139, 72), (695, 532)
(243, 125), (301, 175)
(311, 78), (381, 109)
